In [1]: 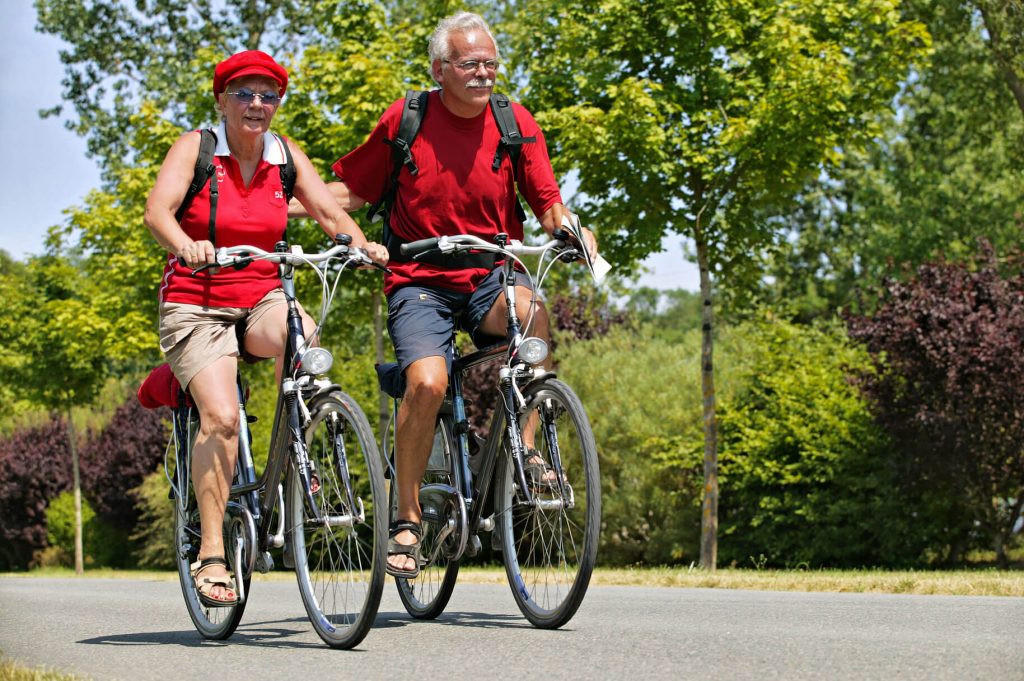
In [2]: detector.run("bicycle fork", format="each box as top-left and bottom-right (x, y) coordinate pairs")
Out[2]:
(283, 379), (322, 524)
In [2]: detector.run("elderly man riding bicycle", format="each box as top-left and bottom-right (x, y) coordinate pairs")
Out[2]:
(292, 11), (597, 577)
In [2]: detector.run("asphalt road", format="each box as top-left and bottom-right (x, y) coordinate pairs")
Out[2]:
(1, 577), (1022, 680)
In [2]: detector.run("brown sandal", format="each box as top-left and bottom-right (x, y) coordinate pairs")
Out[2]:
(191, 557), (237, 607)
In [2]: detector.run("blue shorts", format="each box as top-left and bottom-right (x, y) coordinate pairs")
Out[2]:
(386, 268), (534, 373)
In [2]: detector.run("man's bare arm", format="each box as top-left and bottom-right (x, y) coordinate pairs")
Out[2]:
(289, 181), (367, 218)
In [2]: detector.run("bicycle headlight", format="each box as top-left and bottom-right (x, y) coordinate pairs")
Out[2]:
(518, 337), (549, 365)
(300, 347), (334, 375)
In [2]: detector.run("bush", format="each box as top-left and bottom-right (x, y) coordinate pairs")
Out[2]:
(0, 418), (72, 570)
(716, 316), (906, 568)
(557, 324), (709, 566)
(846, 247), (1024, 564)
(43, 491), (125, 568)
(131, 470), (175, 570)
(79, 399), (169, 533)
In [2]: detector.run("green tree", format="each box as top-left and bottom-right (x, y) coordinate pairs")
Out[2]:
(507, 0), (927, 567)
(0, 255), (147, 573)
(763, 0), (1024, 319)
(975, 0), (1024, 118)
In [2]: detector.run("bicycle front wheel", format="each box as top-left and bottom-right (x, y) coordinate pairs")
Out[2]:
(494, 378), (601, 629)
(173, 409), (248, 639)
(392, 418), (461, 619)
(287, 390), (386, 649)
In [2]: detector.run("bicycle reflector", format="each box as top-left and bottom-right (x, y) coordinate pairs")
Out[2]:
(300, 347), (334, 375)
(518, 337), (548, 365)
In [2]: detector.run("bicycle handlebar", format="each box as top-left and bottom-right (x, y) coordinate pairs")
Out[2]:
(399, 233), (578, 261)
(188, 242), (387, 276)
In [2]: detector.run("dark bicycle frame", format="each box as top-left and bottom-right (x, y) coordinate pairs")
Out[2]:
(387, 236), (574, 560)
(173, 240), (352, 593)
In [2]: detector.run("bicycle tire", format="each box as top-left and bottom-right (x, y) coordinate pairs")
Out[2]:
(173, 409), (249, 639)
(287, 390), (386, 649)
(392, 418), (461, 619)
(495, 378), (600, 629)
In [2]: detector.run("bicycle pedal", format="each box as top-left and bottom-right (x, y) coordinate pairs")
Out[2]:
(466, 534), (482, 558)
(255, 551), (274, 573)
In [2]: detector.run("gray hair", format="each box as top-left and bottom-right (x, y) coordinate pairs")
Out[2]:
(428, 12), (500, 82)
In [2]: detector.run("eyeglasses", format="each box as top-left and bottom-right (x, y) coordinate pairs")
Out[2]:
(443, 58), (500, 72)
(225, 88), (282, 106)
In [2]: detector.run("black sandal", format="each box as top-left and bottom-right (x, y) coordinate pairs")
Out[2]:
(386, 520), (423, 578)
(191, 556), (238, 608)
(524, 448), (565, 490)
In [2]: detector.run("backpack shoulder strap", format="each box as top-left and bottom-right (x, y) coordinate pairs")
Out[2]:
(489, 93), (536, 173)
(368, 90), (429, 225)
(274, 133), (297, 201)
(174, 128), (218, 223)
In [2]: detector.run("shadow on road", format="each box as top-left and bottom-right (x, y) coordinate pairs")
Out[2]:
(374, 609), (557, 631)
(77, 610), (565, 649)
(77, 616), (332, 650)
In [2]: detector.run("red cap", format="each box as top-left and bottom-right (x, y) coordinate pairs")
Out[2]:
(213, 50), (289, 99)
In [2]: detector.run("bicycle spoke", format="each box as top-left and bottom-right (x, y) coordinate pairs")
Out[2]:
(497, 379), (600, 628)
(289, 391), (385, 649)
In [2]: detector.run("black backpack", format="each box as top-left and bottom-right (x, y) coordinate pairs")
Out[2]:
(174, 128), (297, 245)
(367, 90), (536, 261)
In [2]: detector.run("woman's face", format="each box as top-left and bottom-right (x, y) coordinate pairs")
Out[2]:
(217, 75), (281, 137)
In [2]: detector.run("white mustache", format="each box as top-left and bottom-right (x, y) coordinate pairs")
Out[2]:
(467, 78), (494, 88)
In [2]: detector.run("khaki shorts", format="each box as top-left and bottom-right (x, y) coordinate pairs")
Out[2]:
(159, 288), (292, 389)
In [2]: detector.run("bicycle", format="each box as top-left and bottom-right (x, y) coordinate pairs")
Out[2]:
(376, 230), (602, 629)
(163, 236), (387, 648)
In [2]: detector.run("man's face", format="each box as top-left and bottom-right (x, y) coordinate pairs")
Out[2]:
(433, 29), (497, 117)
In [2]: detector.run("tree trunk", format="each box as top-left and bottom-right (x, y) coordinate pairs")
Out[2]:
(373, 285), (389, 430)
(67, 409), (84, 575)
(696, 232), (718, 571)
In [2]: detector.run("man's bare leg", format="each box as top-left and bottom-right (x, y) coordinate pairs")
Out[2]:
(477, 285), (556, 477)
(389, 355), (448, 574)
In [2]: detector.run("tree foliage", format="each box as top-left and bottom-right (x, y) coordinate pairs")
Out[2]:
(761, 0), (1024, 319)
(505, 0), (927, 568)
(0, 419), (72, 570)
(846, 246), (1024, 565)
(506, 0), (928, 278)
(79, 399), (169, 532)
(717, 317), (905, 568)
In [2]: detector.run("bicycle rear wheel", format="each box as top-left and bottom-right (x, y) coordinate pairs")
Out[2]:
(495, 378), (600, 629)
(287, 390), (386, 649)
(173, 408), (248, 639)
(392, 418), (461, 619)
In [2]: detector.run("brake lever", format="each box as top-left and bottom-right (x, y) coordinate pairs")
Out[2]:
(189, 261), (221, 277)
(352, 248), (393, 274)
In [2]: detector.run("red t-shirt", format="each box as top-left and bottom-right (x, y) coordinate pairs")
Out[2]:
(159, 124), (290, 307)
(332, 91), (563, 294)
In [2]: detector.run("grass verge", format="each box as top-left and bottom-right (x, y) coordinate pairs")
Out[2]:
(0, 654), (85, 681)
(5, 566), (1022, 597)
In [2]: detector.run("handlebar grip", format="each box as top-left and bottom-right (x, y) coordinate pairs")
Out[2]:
(399, 237), (440, 257)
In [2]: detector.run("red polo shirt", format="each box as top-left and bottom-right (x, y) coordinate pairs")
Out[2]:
(159, 123), (290, 308)
(333, 91), (562, 295)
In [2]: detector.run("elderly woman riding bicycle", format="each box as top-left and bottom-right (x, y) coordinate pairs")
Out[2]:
(144, 50), (387, 607)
